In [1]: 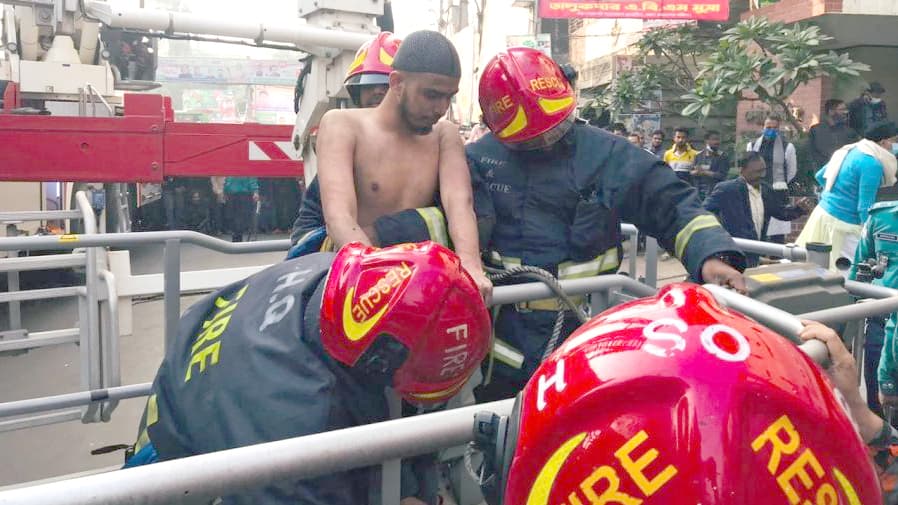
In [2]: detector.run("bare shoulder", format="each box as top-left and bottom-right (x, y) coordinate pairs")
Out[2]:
(319, 108), (370, 131)
(435, 120), (463, 146)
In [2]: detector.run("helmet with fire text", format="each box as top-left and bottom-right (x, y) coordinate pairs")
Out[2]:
(344, 32), (402, 106)
(320, 241), (490, 405)
(478, 47), (576, 151)
(474, 283), (880, 505)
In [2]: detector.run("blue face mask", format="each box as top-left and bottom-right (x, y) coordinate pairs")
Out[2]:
(892, 143), (898, 156)
(763, 128), (778, 139)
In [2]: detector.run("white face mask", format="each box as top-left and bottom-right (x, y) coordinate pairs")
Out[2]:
(870, 97), (883, 104)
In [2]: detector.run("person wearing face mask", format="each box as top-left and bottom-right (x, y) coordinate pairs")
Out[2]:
(850, 82), (888, 137)
(691, 130), (730, 201)
(809, 99), (858, 170)
(746, 115), (797, 243)
(797, 121), (898, 270)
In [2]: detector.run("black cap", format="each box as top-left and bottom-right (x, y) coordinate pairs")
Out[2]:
(391, 30), (461, 78)
(868, 82), (886, 93)
(864, 120), (898, 142)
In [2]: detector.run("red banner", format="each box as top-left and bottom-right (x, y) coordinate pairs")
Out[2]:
(538, 1), (729, 21)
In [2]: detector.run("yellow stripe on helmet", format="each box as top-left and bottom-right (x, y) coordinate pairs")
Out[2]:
(498, 105), (529, 139)
(538, 96), (574, 115)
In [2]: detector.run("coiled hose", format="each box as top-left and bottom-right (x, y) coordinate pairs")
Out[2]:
(484, 265), (589, 361)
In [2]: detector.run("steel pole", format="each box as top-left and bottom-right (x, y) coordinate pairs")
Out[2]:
(0, 400), (515, 505)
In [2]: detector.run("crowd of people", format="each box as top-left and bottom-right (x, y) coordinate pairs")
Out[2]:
(120, 29), (898, 504)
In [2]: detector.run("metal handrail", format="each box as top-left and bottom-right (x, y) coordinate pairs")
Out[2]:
(85, 83), (114, 116)
(99, 270), (121, 420)
(0, 399), (515, 505)
(0, 230), (290, 253)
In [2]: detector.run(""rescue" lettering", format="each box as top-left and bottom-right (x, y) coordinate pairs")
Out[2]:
(352, 263), (412, 321)
(529, 75), (566, 92)
(751, 414), (861, 504)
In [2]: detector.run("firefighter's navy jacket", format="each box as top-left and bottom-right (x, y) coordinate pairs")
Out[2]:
(129, 253), (429, 504)
(467, 123), (744, 282)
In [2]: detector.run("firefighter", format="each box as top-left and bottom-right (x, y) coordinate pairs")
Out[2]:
(289, 32), (463, 261)
(853, 200), (898, 414)
(467, 47), (746, 401)
(472, 284), (882, 505)
(124, 241), (491, 505)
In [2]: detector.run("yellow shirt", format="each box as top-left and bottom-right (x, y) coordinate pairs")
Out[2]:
(663, 146), (700, 174)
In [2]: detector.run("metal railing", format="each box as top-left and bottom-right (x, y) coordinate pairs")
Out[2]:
(0, 192), (123, 430)
(2, 279), (891, 505)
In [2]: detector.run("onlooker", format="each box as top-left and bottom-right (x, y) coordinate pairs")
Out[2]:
(692, 130), (730, 201)
(210, 176), (226, 235)
(809, 99), (857, 170)
(467, 115), (490, 144)
(649, 129), (666, 157)
(746, 114), (797, 243)
(609, 122), (627, 136)
(704, 152), (810, 267)
(796, 121), (898, 269)
(849, 82), (888, 137)
(626, 131), (642, 147)
(223, 176), (260, 242)
(663, 126), (699, 182)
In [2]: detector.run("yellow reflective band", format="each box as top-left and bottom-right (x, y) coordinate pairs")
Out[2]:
(406, 376), (468, 401)
(675, 215), (721, 260)
(415, 207), (450, 247)
(134, 394), (158, 453)
(493, 339), (525, 369)
(379, 47), (394, 66)
(558, 249), (620, 280)
(498, 105), (528, 139)
(538, 96), (574, 115)
(832, 468), (861, 505)
(348, 49), (367, 74)
(490, 251), (522, 270)
(526, 432), (587, 505)
(319, 236), (335, 252)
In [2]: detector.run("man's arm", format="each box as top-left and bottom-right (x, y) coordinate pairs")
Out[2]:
(614, 145), (746, 290)
(436, 122), (492, 300)
(785, 143), (798, 182)
(316, 110), (372, 247)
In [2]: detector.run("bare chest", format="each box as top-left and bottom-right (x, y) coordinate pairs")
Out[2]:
(352, 130), (441, 221)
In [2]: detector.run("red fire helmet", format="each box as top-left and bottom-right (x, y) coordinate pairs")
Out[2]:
(344, 31), (401, 88)
(478, 47), (576, 150)
(497, 283), (879, 504)
(320, 241), (490, 405)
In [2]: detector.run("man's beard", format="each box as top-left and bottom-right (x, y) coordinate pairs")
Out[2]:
(399, 96), (433, 135)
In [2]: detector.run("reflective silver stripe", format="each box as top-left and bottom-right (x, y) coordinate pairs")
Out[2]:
(492, 339), (524, 369)
(558, 248), (619, 279)
(415, 207), (450, 247)
(675, 214), (721, 259)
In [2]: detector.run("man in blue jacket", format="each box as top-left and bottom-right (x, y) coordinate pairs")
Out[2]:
(704, 152), (811, 267)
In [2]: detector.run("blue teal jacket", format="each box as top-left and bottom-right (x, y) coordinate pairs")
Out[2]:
(816, 148), (884, 224)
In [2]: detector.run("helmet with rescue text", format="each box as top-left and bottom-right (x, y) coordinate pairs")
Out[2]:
(478, 47), (577, 151)
(474, 283), (880, 505)
(344, 32), (402, 107)
(320, 241), (491, 406)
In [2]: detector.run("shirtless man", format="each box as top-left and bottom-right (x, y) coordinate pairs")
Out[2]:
(316, 30), (492, 299)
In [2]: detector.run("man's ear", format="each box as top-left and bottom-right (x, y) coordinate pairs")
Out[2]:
(389, 71), (403, 92)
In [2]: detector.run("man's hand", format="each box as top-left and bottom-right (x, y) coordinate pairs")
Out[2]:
(461, 258), (493, 304)
(701, 258), (746, 294)
(799, 320), (884, 443)
(795, 197), (815, 212)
